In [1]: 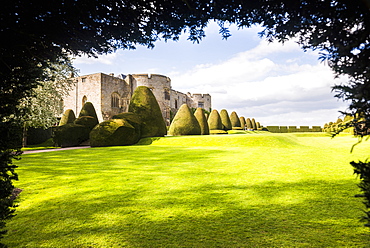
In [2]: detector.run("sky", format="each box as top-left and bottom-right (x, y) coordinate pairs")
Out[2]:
(73, 22), (349, 127)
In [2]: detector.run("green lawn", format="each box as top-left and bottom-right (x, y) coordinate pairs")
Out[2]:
(4, 133), (370, 247)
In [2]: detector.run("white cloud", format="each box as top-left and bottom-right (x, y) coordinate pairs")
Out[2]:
(169, 39), (347, 126)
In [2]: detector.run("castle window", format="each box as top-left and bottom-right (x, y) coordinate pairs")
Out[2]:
(198, 102), (204, 108)
(175, 99), (178, 109)
(164, 89), (170, 100)
(111, 93), (120, 108)
(81, 77), (86, 83)
(82, 95), (87, 106)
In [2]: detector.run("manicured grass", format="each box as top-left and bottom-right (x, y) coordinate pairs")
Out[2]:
(4, 133), (370, 247)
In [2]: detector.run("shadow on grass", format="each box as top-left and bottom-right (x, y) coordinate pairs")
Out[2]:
(6, 177), (370, 247)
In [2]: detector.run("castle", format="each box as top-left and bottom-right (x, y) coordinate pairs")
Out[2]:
(62, 73), (212, 125)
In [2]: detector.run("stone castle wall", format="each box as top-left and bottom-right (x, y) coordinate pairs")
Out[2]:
(64, 73), (103, 120)
(101, 73), (132, 120)
(62, 72), (212, 124)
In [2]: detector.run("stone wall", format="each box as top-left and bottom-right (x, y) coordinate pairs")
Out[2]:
(63, 73), (103, 120)
(63, 72), (212, 125)
(101, 73), (132, 120)
(186, 93), (212, 112)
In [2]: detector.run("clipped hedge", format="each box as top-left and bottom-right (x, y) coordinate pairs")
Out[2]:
(59, 109), (76, 126)
(194, 107), (210, 135)
(168, 104), (201, 136)
(246, 118), (252, 129)
(230, 111), (241, 128)
(79, 102), (98, 120)
(239, 117), (246, 129)
(220, 109), (232, 130)
(53, 124), (91, 147)
(208, 109), (223, 130)
(128, 86), (167, 138)
(90, 119), (140, 147)
(74, 116), (99, 130)
(251, 118), (257, 130)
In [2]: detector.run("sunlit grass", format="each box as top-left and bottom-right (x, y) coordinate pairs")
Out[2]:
(4, 133), (370, 247)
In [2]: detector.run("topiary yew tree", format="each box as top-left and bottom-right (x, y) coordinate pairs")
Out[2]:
(220, 109), (232, 131)
(168, 104), (201, 136)
(239, 117), (246, 129)
(230, 111), (241, 129)
(194, 107), (210, 135)
(208, 109), (223, 131)
(59, 109), (76, 126)
(128, 86), (167, 138)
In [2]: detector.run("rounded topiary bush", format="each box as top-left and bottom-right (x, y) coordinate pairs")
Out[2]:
(59, 109), (76, 126)
(52, 123), (91, 147)
(251, 118), (257, 130)
(74, 116), (99, 130)
(90, 119), (140, 147)
(112, 112), (142, 136)
(128, 86), (167, 137)
(230, 111), (241, 128)
(208, 109), (223, 130)
(168, 104), (201, 136)
(246, 118), (252, 129)
(194, 107), (210, 135)
(239, 117), (246, 129)
(79, 102), (98, 120)
(220, 109), (232, 130)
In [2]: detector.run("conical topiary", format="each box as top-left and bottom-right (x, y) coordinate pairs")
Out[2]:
(168, 104), (201, 136)
(246, 118), (252, 129)
(128, 86), (167, 137)
(220, 109), (232, 130)
(79, 102), (98, 120)
(251, 118), (257, 130)
(75, 102), (99, 130)
(208, 109), (223, 130)
(230, 111), (241, 129)
(194, 107), (210, 135)
(239, 117), (246, 129)
(59, 109), (76, 126)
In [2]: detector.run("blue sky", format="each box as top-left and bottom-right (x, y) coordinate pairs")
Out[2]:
(73, 22), (348, 127)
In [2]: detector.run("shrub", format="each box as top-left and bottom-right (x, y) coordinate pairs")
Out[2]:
(220, 109), (232, 130)
(288, 126), (298, 133)
(266, 126), (280, 133)
(230, 111), (241, 128)
(246, 118), (252, 129)
(59, 109), (76, 126)
(79, 102), (98, 120)
(251, 118), (257, 130)
(239, 117), (246, 129)
(208, 110), (223, 130)
(112, 112), (143, 135)
(168, 104), (201, 136)
(26, 127), (52, 145)
(90, 119), (140, 147)
(128, 86), (167, 138)
(74, 116), (99, 130)
(194, 108), (210, 135)
(280, 126), (288, 133)
(52, 124), (91, 147)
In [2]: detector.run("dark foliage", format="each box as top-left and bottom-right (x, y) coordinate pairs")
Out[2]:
(1, 0), (370, 243)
